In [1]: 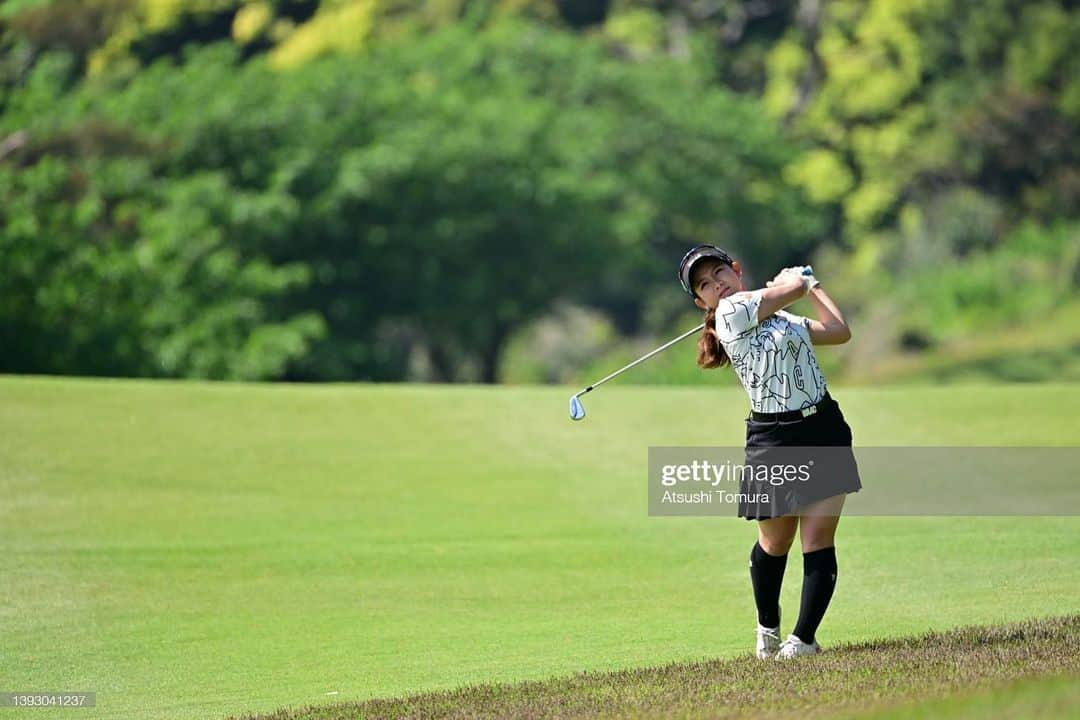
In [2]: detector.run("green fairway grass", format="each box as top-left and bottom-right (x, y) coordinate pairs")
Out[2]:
(1, 377), (1078, 720)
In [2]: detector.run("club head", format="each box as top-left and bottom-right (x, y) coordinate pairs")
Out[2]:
(569, 395), (586, 421)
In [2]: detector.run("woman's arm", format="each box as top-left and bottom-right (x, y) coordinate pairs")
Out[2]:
(755, 273), (808, 323)
(803, 287), (852, 345)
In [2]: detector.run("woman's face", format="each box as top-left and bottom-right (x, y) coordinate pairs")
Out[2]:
(691, 259), (744, 310)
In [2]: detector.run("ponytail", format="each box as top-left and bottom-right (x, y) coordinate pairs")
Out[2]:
(697, 306), (730, 369)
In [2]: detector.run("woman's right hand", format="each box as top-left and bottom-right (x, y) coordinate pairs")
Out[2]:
(766, 267), (804, 288)
(755, 271), (810, 322)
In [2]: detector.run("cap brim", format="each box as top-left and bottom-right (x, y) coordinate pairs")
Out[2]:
(679, 247), (732, 295)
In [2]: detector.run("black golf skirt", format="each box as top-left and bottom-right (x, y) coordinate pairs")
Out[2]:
(738, 393), (862, 521)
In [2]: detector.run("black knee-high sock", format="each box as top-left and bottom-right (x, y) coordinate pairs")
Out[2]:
(749, 541), (787, 628)
(793, 546), (838, 644)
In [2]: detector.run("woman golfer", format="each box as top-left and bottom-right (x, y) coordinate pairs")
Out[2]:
(677, 245), (862, 660)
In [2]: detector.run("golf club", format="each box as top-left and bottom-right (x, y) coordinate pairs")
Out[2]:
(568, 322), (705, 421)
(569, 265), (814, 420)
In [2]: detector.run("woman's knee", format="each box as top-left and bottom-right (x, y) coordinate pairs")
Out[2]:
(759, 536), (794, 555)
(799, 518), (840, 553)
(800, 534), (836, 553)
(757, 517), (797, 555)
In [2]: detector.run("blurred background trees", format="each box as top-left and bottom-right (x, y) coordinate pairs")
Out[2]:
(1, 1), (1077, 383)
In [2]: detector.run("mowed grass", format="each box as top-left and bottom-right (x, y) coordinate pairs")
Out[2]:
(1, 377), (1078, 720)
(232, 614), (1080, 719)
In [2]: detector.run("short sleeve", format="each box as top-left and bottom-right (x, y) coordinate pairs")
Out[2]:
(776, 309), (812, 334)
(714, 290), (762, 342)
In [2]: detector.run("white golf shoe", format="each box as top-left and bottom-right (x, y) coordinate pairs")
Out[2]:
(774, 633), (822, 659)
(755, 624), (781, 659)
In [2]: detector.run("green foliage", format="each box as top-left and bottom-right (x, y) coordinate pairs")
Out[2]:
(500, 303), (618, 384)
(0, 145), (325, 379)
(874, 219), (1079, 365)
(0, 47), (324, 379)
(767, 0), (1079, 236)
(2, 1), (1076, 384)
(137, 171), (325, 379)
(0, 153), (151, 375)
(1, 21), (813, 381)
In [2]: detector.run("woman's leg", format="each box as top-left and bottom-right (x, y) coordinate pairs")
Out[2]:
(792, 493), (846, 644)
(750, 515), (798, 628)
(799, 493), (845, 550)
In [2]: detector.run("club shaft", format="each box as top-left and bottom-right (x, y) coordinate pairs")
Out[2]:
(578, 323), (705, 395)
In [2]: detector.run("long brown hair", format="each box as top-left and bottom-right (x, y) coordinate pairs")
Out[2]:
(697, 305), (729, 369)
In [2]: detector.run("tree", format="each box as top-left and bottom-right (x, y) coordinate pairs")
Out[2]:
(0, 49), (324, 379)
(766, 0), (1078, 247)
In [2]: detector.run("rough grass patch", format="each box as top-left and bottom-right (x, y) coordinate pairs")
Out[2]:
(233, 615), (1080, 720)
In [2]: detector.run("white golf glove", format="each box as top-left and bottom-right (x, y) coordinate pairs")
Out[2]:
(781, 265), (820, 294)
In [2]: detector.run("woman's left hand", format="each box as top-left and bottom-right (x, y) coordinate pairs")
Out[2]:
(766, 267), (804, 287)
(768, 266), (819, 292)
